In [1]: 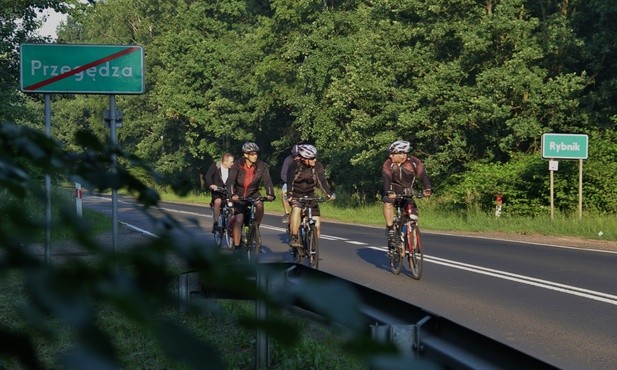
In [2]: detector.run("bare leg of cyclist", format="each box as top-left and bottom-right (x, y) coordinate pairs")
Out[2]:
(383, 202), (396, 247)
(255, 201), (264, 225)
(212, 198), (222, 230)
(383, 202), (394, 227)
(233, 213), (244, 248)
(313, 216), (321, 238)
(289, 207), (302, 247)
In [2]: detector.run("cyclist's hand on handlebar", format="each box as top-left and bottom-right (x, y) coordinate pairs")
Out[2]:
(327, 193), (336, 201)
(386, 191), (396, 199)
(231, 194), (239, 201)
(266, 194), (275, 202)
(423, 189), (432, 197)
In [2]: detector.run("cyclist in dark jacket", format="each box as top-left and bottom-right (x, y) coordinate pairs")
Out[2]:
(280, 144), (299, 224)
(382, 140), (432, 247)
(286, 144), (334, 248)
(226, 142), (275, 249)
(203, 152), (234, 232)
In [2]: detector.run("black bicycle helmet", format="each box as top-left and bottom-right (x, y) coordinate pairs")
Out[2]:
(242, 142), (260, 153)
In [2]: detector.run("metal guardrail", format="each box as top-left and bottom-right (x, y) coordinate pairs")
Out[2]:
(179, 262), (557, 370)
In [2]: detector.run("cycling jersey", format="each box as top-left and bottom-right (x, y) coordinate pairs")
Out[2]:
(287, 159), (332, 198)
(382, 156), (431, 196)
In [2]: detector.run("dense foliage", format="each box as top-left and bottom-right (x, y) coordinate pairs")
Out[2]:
(5, 0), (617, 216)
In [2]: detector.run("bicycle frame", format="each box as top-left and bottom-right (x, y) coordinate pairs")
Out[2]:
(212, 187), (232, 249)
(237, 196), (270, 262)
(292, 196), (325, 269)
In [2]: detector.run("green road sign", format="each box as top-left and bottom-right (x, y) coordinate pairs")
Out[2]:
(20, 43), (144, 94)
(542, 133), (588, 159)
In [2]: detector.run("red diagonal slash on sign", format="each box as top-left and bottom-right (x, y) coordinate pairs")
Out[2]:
(24, 46), (141, 91)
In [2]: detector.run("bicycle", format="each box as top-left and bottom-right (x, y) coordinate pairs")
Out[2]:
(237, 196), (271, 262)
(210, 187), (233, 249)
(290, 196), (326, 269)
(388, 193), (424, 280)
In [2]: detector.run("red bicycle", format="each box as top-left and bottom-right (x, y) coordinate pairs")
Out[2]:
(388, 193), (424, 280)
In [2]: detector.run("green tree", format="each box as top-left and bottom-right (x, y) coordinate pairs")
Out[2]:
(0, 0), (67, 123)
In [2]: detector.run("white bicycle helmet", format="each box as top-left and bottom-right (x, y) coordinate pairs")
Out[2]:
(242, 142), (260, 153)
(298, 144), (317, 159)
(388, 140), (411, 154)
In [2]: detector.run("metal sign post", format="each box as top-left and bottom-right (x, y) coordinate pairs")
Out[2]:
(542, 134), (589, 220)
(20, 43), (145, 264)
(44, 95), (52, 263)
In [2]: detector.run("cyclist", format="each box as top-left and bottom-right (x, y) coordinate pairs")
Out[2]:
(226, 142), (276, 249)
(203, 152), (234, 233)
(286, 144), (335, 248)
(382, 140), (432, 248)
(280, 144), (300, 224)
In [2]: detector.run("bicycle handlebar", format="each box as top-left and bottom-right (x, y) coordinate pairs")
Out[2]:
(294, 195), (329, 203)
(210, 186), (227, 194)
(391, 190), (425, 199)
(237, 196), (274, 203)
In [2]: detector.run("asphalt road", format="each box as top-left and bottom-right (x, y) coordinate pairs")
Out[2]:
(82, 194), (617, 370)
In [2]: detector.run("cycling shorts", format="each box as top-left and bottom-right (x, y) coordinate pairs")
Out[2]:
(290, 198), (321, 217)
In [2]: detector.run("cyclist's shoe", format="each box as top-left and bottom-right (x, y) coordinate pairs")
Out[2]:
(289, 235), (302, 248)
(282, 213), (290, 224)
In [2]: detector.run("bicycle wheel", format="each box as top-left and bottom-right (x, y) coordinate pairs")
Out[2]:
(406, 223), (423, 280)
(245, 222), (260, 263)
(223, 225), (233, 249)
(213, 215), (223, 248)
(223, 214), (234, 250)
(307, 226), (319, 269)
(389, 225), (403, 275)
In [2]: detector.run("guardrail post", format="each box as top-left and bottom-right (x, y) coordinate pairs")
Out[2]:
(75, 182), (83, 217)
(255, 266), (270, 369)
(178, 271), (200, 313)
(371, 324), (415, 355)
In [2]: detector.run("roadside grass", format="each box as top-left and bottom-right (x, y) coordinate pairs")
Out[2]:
(0, 269), (367, 369)
(0, 187), (109, 243)
(160, 189), (616, 242)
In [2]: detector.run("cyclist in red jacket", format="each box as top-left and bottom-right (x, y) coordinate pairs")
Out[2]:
(226, 142), (276, 249)
(382, 140), (432, 248)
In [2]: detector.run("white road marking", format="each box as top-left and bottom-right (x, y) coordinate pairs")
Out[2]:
(367, 245), (617, 306)
(86, 196), (617, 305)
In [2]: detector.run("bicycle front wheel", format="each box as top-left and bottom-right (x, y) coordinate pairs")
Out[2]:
(389, 225), (403, 275)
(406, 223), (423, 280)
(214, 215), (223, 248)
(307, 226), (319, 269)
(223, 217), (233, 250)
(245, 222), (261, 263)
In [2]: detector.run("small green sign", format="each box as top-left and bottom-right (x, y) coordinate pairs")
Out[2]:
(542, 133), (588, 159)
(20, 43), (144, 94)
